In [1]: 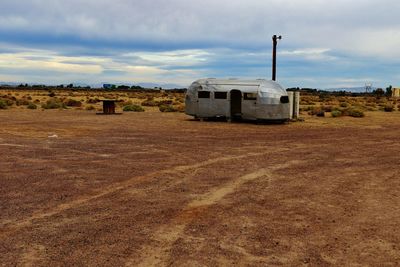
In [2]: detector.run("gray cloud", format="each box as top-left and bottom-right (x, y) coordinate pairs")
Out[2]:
(2, 1), (400, 51)
(0, 0), (399, 87)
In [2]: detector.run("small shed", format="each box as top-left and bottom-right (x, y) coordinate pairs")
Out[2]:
(97, 99), (122, 115)
(185, 79), (293, 122)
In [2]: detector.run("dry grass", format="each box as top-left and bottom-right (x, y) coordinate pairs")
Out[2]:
(2, 88), (400, 117)
(0, 88), (186, 113)
(300, 94), (399, 117)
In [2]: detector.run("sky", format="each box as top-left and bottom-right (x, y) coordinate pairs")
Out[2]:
(0, 0), (399, 89)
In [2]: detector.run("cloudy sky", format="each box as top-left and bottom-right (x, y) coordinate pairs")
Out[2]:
(0, 0), (399, 88)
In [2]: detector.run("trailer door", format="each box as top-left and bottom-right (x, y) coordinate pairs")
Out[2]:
(198, 91), (211, 117)
(242, 92), (257, 120)
(230, 89), (242, 119)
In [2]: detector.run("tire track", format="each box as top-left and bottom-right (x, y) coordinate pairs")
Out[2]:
(0, 151), (286, 238)
(128, 160), (304, 267)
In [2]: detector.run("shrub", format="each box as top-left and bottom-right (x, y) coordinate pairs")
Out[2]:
(174, 104), (185, 112)
(348, 108), (365, 118)
(120, 100), (133, 107)
(27, 103), (37, 109)
(64, 98), (82, 107)
(123, 104), (145, 112)
(159, 104), (178, 112)
(48, 91), (56, 97)
(141, 99), (158, 107)
(331, 110), (342, 117)
(85, 105), (96, 111)
(174, 98), (184, 104)
(308, 106), (324, 116)
(16, 99), (30, 106)
(157, 100), (174, 106)
(340, 102), (348, 108)
(0, 99), (7, 109)
(384, 104), (394, 112)
(86, 98), (100, 104)
(0, 98), (14, 106)
(42, 98), (66, 109)
(322, 105), (333, 112)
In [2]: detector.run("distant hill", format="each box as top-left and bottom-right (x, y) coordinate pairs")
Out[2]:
(325, 86), (377, 93)
(95, 82), (185, 89)
(0, 81), (186, 90)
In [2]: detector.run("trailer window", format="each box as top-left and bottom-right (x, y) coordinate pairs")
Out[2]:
(244, 93), (257, 100)
(280, 96), (289, 103)
(198, 91), (210, 98)
(214, 92), (227, 99)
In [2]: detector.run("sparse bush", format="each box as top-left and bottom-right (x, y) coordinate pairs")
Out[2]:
(85, 105), (96, 111)
(141, 99), (158, 107)
(348, 108), (365, 118)
(159, 104), (178, 112)
(42, 98), (66, 109)
(331, 110), (342, 117)
(64, 98), (82, 107)
(27, 103), (37, 109)
(174, 104), (185, 112)
(0, 99), (7, 109)
(120, 100), (133, 107)
(157, 100), (173, 106)
(322, 105), (333, 112)
(0, 98), (14, 106)
(366, 106), (377, 111)
(16, 99), (30, 106)
(340, 102), (348, 108)
(384, 104), (394, 112)
(48, 91), (56, 97)
(86, 98), (100, 104)
(123, 104), (145, 112)
(308, 106), (324, 116)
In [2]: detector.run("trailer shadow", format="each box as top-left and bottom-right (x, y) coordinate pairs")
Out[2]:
(186, 117), (288, 125)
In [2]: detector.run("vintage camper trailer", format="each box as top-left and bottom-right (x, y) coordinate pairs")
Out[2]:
(185, 78), (290, 122)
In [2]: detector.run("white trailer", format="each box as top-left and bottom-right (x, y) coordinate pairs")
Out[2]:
(185, 78), (291, 122)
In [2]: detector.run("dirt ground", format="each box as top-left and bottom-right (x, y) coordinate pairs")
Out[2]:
(0, 109), (399, 266)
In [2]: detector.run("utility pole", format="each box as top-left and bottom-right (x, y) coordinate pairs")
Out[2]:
(272, 35), (282, 81)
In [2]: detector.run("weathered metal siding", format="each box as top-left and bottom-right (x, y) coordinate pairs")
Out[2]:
(185, 79), (290, 121)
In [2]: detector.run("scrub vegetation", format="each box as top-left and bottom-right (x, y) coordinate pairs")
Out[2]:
(300, 91), (399, 118)
(0, 87), (186, 113)
(0, 86), (399, 119)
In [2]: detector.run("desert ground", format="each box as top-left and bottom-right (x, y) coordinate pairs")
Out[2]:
(1, 105), (400, 266)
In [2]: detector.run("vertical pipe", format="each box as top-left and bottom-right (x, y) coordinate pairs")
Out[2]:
(288, 91), (294, 120)
(272, 35), (277, 81)
(293, 91), (300, 119)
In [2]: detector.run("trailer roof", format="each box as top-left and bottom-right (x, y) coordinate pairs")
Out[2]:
(190, 78), (286, 94)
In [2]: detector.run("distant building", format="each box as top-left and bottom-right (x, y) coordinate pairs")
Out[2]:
(392, 88), (400, 98)
(103, 84), (116, 89)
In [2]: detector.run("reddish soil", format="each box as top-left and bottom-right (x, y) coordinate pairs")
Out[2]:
(0, 110), (399, 266)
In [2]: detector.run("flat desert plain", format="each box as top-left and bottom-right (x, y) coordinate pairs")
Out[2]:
(1, 110), (399, 266)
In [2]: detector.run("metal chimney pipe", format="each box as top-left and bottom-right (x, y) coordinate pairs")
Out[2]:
(272, 35), (282, 81)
